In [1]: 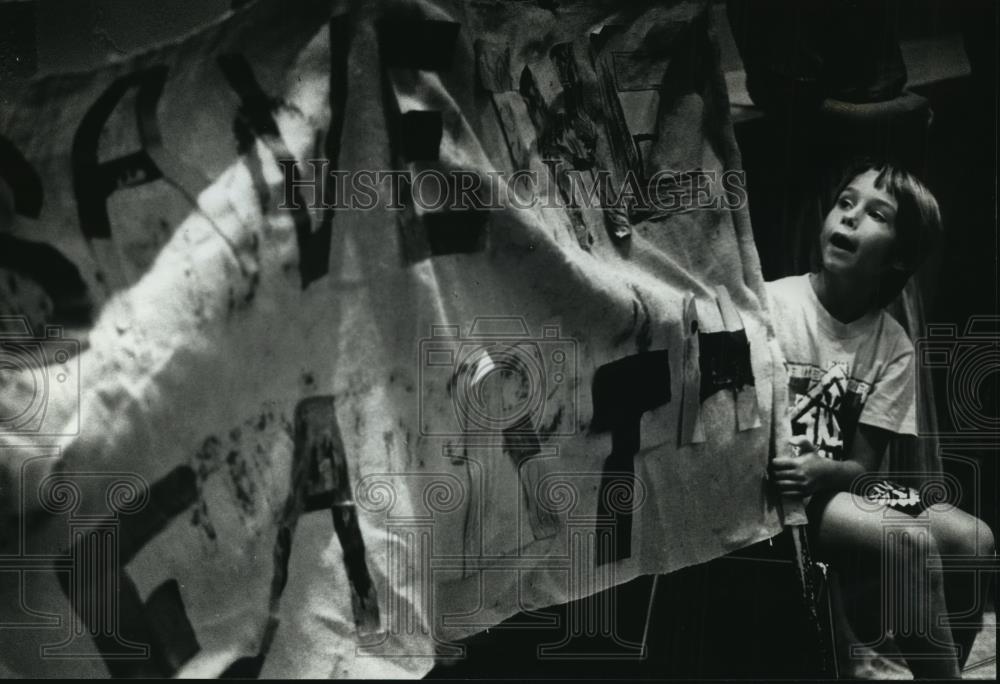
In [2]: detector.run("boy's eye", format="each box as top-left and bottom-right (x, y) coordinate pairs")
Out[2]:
(837, 197), (853, 209)
(869, 211), (886, 222)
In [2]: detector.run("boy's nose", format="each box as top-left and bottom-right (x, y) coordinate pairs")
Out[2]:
(840, 211), (858, 227)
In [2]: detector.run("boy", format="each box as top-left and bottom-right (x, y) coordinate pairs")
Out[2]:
(766, 161), (995, 678)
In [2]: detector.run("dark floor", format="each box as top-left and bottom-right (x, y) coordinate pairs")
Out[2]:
(428, 535), (835, 679)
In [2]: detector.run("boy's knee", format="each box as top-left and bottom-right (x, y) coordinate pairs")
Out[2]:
(951, 516), (995, 558)
(978, 522), (996, 558)
(931, 510), (996, 557)
(884, 524), (942, 570)
(890, 524), (939, 552)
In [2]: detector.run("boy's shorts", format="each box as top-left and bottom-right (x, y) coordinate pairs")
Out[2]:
(806, 478), (927, 525)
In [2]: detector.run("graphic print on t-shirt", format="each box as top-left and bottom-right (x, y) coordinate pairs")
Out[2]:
(787, 362), (872, 460)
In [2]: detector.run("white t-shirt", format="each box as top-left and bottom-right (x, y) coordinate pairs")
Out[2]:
(766, 274), (917, 462)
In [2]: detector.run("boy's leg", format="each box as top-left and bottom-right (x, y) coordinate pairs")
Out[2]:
(927, 504), (997, 669)
(809, 492), (960, 679)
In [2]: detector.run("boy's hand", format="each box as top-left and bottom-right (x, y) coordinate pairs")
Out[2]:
(787, 434), (817, 457)
(769, 436), (829, 498)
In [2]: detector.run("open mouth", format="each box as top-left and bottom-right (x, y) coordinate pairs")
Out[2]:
(829, 232), (857, 253)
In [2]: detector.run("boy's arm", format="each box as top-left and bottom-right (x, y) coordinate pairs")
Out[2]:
(770, 424), (893, 497)
(818, 423), (893, 492)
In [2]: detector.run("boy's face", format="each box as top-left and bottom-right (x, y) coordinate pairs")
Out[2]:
(820, 169), (899, 283)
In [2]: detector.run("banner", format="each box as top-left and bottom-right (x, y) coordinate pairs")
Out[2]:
(0, 0), (792, 677)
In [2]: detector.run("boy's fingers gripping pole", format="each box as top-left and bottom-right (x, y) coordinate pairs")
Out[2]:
(786, 431), (836, 675)
(774, 418), (836, 674)
(788, 435), (816, 457)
